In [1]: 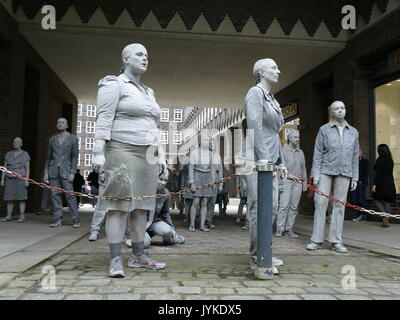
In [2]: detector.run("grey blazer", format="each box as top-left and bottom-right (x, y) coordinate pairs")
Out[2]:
(44, 133), (79, 179)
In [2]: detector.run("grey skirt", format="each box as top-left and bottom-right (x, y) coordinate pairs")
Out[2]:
(98, 140), (158, 212)
(191, 170), (214, 198)
(3, 177), (28, 201)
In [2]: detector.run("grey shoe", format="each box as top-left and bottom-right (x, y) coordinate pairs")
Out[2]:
(107, 256), (125, 278)
(272, 257), (283, 266)
(285, 230), (298, 238)
(18, 215), (26, 223)
(1, 217), (11, 222)
(200, 226), (210, 232)
(49, 220), (62, 227)
(127, 254), (166, 270)
(88, 232), (98, 241)
(274, 231), (283, 237)
(353, 215), (365, 222)
(188, 226), (195, 232)
(306, 242), (321, 250)
(174, 235), (185, 244)
(242, 225), (249, 230)
(250, 261), (279, 274)
(125, 238), (132, 248)
(332, 243), (348, 253)
(73, 222), (80, 228)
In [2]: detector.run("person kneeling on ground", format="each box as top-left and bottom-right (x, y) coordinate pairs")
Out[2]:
(126, 177), (185, 248)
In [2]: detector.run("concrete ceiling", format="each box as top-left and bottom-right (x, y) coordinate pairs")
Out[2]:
(19, 27), (343, 108)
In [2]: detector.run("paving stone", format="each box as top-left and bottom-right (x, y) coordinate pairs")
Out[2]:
(96, 286), (132, 294)
(372, 296), (400, 300)
(267, 295), (302, 300)
(0, 288), (26, 297)
(61, 286), (97, 294)
(271, 287), (307, 294)
(65, 294), (103, 300)
(16, 274), (44, 281)
(335, 295), (373, 300)
(378, 282), (400, 289)
(213, 282), (242, 288)
(55, 279), (76, 286)
(241, 281), (279, 287)
(301, 294), (337, 300)
(171, 286), (201, 294)
(305, 287), (336, 294)
(362, 288), (392, 295)
(181, 281), (215, 287)
(205, 288), (235, 294)
(22, 293), (65, 300)
(73, 279), (111, 286)
(141, 280), (179, 287)
(332, 288), (368, 295)
(166, 273), (195, 279)
(236, 287), (272, 295)
(6, 280), (36, 288)
(146, 294), (182, 300)
(386, 289), (400, 295)
(184, 295), (219, 300)
(281, 274), (313, 279)
(133, 287), (168, 294)
(220, 295), (267, 300)
(197, 274), (221, 279)
(275, 280), (314, 287)
(107, 294), (141, 300)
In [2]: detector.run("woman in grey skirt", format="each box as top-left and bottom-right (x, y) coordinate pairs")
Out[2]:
(188, 134), (222, 232)
(92, 43), (168, 278)
(1, 137), (30, 223)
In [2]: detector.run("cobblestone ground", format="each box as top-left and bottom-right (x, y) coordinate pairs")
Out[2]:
(1, 214), (400, 300)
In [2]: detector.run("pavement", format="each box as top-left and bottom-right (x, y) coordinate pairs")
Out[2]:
(0, 203), (399, 300)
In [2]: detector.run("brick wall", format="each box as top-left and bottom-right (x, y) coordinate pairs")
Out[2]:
(0, 4), (78, 213)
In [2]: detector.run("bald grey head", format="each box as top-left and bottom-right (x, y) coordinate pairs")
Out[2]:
(253, 58), (280, 84)
(120, 43), (148, 74)
(330, 101), (346, 120)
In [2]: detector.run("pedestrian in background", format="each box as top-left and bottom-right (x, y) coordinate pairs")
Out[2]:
(371, 144), (396, 228)
(352, 148), (370, 222)
(73, 169), (85, 207)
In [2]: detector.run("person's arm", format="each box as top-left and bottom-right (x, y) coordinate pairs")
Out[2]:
(311, 128), (324, 185)
(160, 193), (173, 227)
(301, 151), (308, 192)
(244, 87), (271, 161)
(69, 136), (79, 182)
(351, 131), (359, 190)
(188, 152), (196, 189)
(93, 76), (120, 169)
(44, 138), (52, 183)
(0, 160), (7, 186)
(25, 160), (30, 188)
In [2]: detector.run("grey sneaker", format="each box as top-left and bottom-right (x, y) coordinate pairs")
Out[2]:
(306, 242), (321, 250)
(332, 243), (348, 253)
(242, 225), (249, 230)
(274, 231), (283, 237)
(107, 256), (125, 278)
(18, 215), (26, 223)
(1, 217), (11, 222)
(250, 262), (279, 274)
(272, 257), (283, 266)
(285, 230), (298, 238)
(353, 215), (365, 222)
(49, 220), (62, 227)
(174, 235), (185, 244)
(73, 222), (80, 228)
(127, 254), (166, 270)
(88, 232), (98, 241)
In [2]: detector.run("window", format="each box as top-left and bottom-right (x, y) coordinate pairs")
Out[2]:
(78, 137), (81, 150)
(85, 154), (93, 167)
(87, 105), (96, 117)
(173, 131), (182, 145)
(161, 109), (169, 122)
(77, 121), (81, 133)
(374, 79), (400, 193)
(84, 170), (90, 179)
(160, 131), (168, 144)
(86, 121), (95, 133)
(85, 138), (94, 150)
(173, 109), (182, 122)
(78, 104), (82, 116)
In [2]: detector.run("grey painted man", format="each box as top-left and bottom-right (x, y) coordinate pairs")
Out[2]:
(242, 58), (288, 273)
(276, 130), (307, 237)
(307, 101), (359, 253)
(44, 118), (80, 228)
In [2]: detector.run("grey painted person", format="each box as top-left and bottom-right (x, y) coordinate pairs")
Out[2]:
(307, 101), (359, 253)
(44, 118), (80, 228)
(242, 58), (288, 273)
(275, 130), (307, 237)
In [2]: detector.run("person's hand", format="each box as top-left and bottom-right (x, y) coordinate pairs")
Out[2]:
(218, 185), (223, 192)
(313, 176), (320, 186)
(190, 183), (195, 192)
(371, 185), (376, 193)
(44, 173), (49, 184)
(158, 162), (168, 180)
(25, 181), (29, 188)
(92, 154), (105, 172)
(302, 183), (308, 192)
(278, 165), (288, 180)
(1, 179), (4, 187)
(68, 173), (74, 183)
(350, 180), (357, 191)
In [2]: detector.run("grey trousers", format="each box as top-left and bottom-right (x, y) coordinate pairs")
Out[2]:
(49, 175), (79, 223)
(276, 179), (302, 233)
(90, 185), (107, 233)
(206, 194), (217, 224)
(246, 171), (279, 262)
(311, 174), (350, 244)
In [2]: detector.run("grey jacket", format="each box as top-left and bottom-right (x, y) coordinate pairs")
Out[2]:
(44, 133), (79, 179)
(311, 121), (359, 181)
(244, 84), (285, 165)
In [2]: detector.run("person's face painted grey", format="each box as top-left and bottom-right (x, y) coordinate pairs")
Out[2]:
(56, 118), (68, 131)
(259, 59), (280, 84)
(289, 131), (300, 148)
(122, 44), (148, 75)
(331, 101), (346, 120)
(13, 137), (23, 149)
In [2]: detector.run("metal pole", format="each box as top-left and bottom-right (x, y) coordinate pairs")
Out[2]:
(255, 161), (274, 280)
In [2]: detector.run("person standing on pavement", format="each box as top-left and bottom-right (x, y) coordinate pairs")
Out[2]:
(165, 166), (179, 211)
(87, 168), (100, 207)
(88, 169), (107, 241)
(352, 148), (370, 222)
(73, 169), (85, 207)
(242, 58), (288, 273)
(216, 166), (230, 217)
(275, 130), (307, 238)
(92, 43), (168, 278)
(44, 118), (80, 228)
(205, 138), (221, 229)
(306, 101), (359, 253)
(371, 144), (397, 228)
